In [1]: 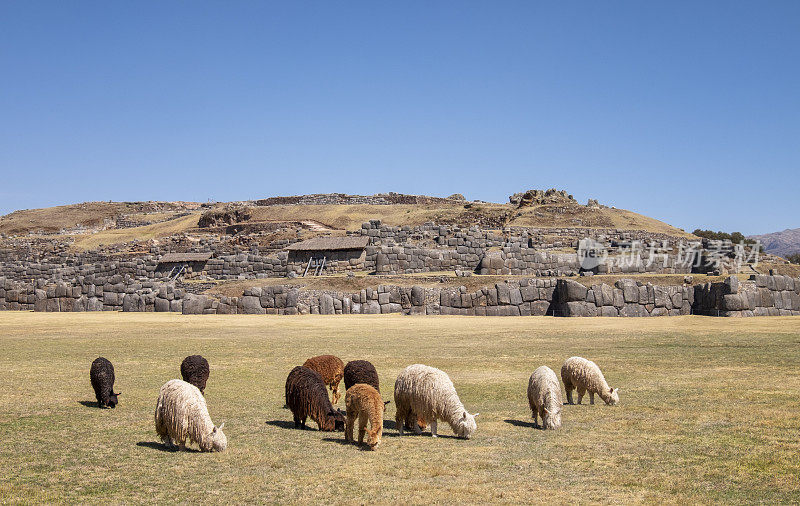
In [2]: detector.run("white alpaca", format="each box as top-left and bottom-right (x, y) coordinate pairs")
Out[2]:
(394, 364), (478, 439)
(154, 379), (227, 451)
(527, 366), (563, 429)
(560, 357), (619, 406)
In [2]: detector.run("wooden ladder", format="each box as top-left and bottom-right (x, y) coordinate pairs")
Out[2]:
(314, 256), (327, 276)
(302, 256), (327, 276)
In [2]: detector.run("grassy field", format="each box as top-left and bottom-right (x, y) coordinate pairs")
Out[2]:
(1, 313), (799, 504)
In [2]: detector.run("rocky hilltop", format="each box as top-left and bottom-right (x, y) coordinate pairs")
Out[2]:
(749, 228), (800, 258)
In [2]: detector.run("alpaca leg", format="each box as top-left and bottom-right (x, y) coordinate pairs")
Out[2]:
(413, 416), (423, 435)
(589, 392), (595, 405)
(396, 404), (407, 436)
(577, 387), (585, 405)
(565, 387), (574, 405)
(430, 419), (438, 438)
(345, 413), (355, 442)
(293, 415), (302, 429)
(358, 413), (367, 445)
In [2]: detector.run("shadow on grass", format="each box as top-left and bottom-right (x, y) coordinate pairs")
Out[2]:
(78, 400), (100, 408)
(265, 420), (297, 430)
(382, 419), (462, 439)
(136, 441), (198, 453)
(504, 419), (538, 429)
(321, 437), (378, 451)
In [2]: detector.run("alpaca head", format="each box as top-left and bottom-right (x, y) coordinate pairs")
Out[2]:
(542, 406), (561, 430)
(542, 393), (561, 429)
(210, 423), (227, 452)
(606, 387), (620, 406)
(323, 408), (346, 431)
(454, 411), (478, 439)
(366, 429), (382, 450)
(106, 392), (120, 408)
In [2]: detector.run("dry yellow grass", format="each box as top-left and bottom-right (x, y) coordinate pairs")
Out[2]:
(69, 213), (201, 251)
(0, 201), (199, 236)
(1, 313), (799, 503)
(248, 202), (691, 237)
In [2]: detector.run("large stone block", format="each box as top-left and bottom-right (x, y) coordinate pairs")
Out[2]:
(531, 300), (551, 316)
(620, 303), (645, 317)
(181, 294), (207, 315)
(565, 301), (588, 317)
(363, 301), (381, 314)
(154, 298), (170, 312)
(122, 294), (143, 312)
(620, 281), (638, 303)
(88, 297), (103, 311)
(509, 288), (523, 306)
(411, 286), (425, 306)
(239, 295), (265, 314)
(72, 296), (87, 312)
(557, 279), (588, 303)
(520, 285), (537, 302)
(496, 284), (511, 305)
(724, 276), (739, 294)
(381, 303), (402, 314)
(722, 293), (745, 311)
(320, 294), (335, 314)
(600, 306), (619, 317)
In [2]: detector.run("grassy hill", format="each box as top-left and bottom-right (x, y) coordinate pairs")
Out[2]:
(0, 194), (694, 251)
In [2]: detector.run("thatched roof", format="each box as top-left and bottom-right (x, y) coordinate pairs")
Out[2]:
(286, 236), (369, 251)
(158, 252), (213, 263)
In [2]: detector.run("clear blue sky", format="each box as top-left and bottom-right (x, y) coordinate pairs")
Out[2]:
(1, 1), (798, 235)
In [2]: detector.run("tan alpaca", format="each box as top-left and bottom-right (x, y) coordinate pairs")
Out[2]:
(345, 383), (387, 450)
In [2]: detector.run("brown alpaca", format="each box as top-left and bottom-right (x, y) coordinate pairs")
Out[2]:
(303, 355), (344, 404)
(285, 366), (345, 431)
(345, 384), (387, 450)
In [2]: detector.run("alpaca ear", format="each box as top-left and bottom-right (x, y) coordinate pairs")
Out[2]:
(218, 422), (225, 430)
(473, 413), (479, 417)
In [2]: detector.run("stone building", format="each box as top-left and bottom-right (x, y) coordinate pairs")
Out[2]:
(287, 236), (369, 275)
(156, 252), (213, 278)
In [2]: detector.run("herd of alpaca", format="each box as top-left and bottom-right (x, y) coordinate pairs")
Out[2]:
(88, 354), (619, 452)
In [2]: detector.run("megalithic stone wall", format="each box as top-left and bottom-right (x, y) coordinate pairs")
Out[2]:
(0, 276), (186, 313)
(693, 274), (800, 316)
(2, 274), (798, 317)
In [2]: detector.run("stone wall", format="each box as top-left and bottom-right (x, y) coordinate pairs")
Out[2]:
(287, 249), (366, 275)
(0, 276), (186, 312)
(0, 218), (698, 284)
(204, 252), (288, 279)
(3, 274), (798, 317)
(693, 274), (800, 316)
(359, 221), (687, 250)
(551, 279), (693, 317)
(359, 220), (690, 277)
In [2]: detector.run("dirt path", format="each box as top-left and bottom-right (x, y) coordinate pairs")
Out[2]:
(301, 220), (336, 231)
